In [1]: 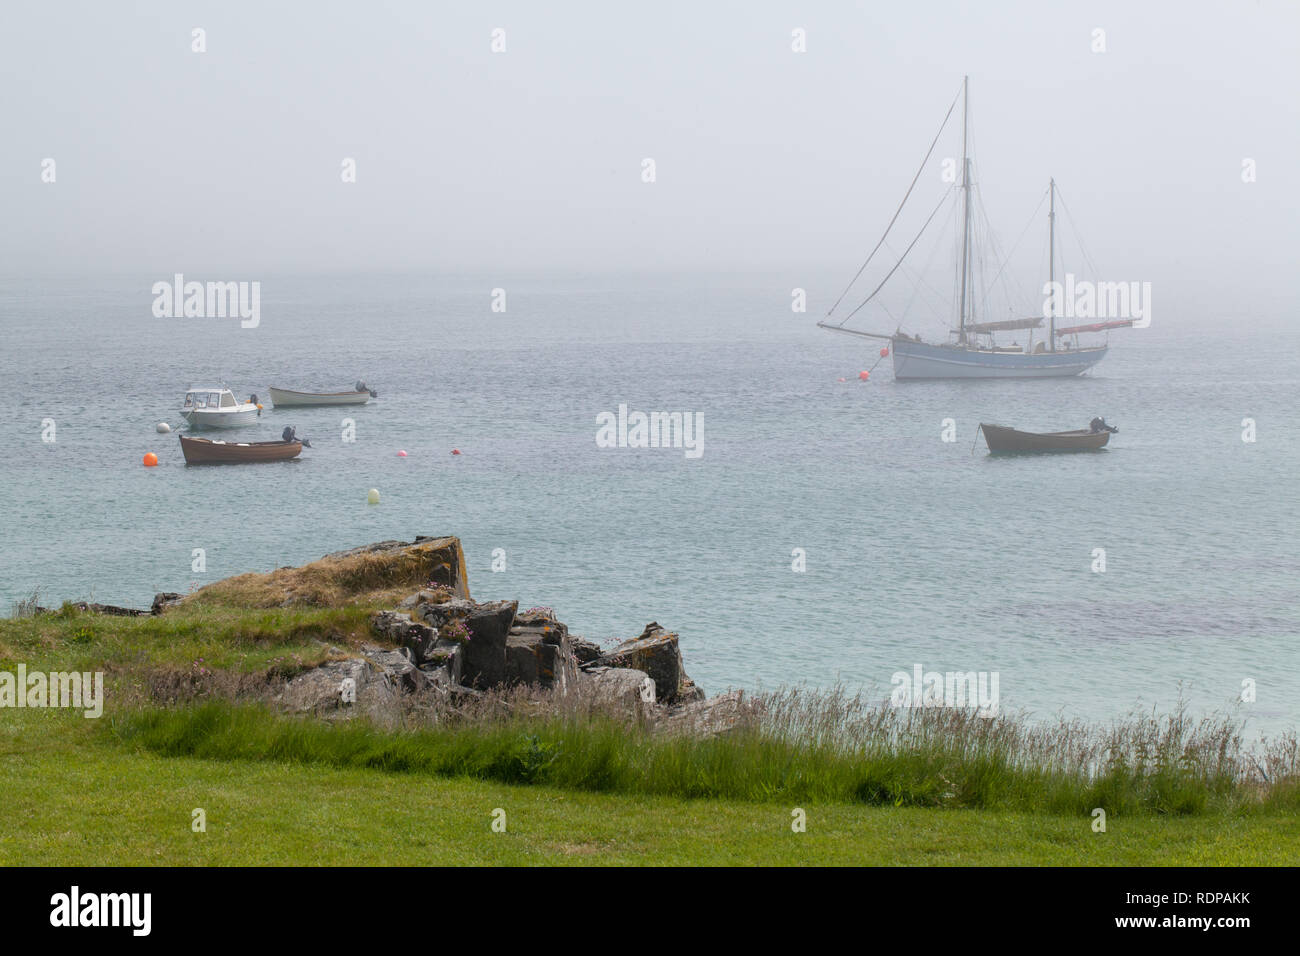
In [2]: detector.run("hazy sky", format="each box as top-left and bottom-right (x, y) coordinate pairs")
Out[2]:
(2, 1), (1296, 316)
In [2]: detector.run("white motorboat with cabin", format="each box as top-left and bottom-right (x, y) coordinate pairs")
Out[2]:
(181, 387), (261, 428)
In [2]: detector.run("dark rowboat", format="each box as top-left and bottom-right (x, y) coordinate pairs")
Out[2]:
(180, 435), (303, 464)
(980, 423), (1111, 454)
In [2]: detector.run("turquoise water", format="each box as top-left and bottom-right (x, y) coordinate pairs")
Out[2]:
(2, 274), (1297, 734)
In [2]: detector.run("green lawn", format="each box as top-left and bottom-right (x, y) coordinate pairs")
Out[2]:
(1, 710), (1295, 866)
(2, 606), (1297, 866)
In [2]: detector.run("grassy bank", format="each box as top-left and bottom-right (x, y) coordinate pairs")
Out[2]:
(2, 710), (1295, 866)
(1, 599), (379, 674)
(2, 600), (1298, 864)
(108, 698), (1298, 817)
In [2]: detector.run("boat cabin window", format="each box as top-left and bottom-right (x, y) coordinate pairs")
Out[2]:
(220, 392), (236, 408)
(183, 393), (194, 408)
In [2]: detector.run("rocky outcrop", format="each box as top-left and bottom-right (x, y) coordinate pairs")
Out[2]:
(49, 534), (737, 738)
(359, 645), (425, 693)
(506, 609), (576, 691)
(369, 610), (464, 686)
(364, 595), (709, 712)
(371, 610), (439, 661)
(584, 666), (656, 709)
(594, 623), (698, 704)
(258, 536), (739, 734)
(656, 690), (747, 738)
(276, 657), (400, 724)
(411, 598), (517, 690)
(675, 676), (707, 705)
(323, 537), (470, 599)
(35, 601), (146, 618)
(151, 592), (184, 615)
(569, 635), (604, 666)
(191, 535), (471, 608)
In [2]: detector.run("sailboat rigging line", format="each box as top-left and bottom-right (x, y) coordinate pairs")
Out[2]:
(973, 182), (1028, 321)
(1054, 187), (1102, 278)
(886, 235), (954, 326)
(841, 186), (955, 323)
(983, 185), (1049, 305)
(827, 82), (964, 322)
(883, 196), (960, 325)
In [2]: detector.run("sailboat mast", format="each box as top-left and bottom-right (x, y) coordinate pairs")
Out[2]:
(1048, 177), (1056, 351)
(957, 76), (971, 343)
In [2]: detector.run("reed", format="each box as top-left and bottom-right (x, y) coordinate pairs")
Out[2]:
(110, 686), (1299, 816)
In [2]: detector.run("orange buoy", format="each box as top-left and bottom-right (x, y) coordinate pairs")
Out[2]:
(142, 452), (158, 467)
(451, 448), (461, 456)
(879, 347), (889, 357)
(858, 370), (870, 381)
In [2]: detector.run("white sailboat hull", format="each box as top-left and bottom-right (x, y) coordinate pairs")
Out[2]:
(891, 338), (1107, 380)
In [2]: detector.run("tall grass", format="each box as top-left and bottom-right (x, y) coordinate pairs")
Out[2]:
(110, 686), (1300, 816)
(8, 590), (43, 619)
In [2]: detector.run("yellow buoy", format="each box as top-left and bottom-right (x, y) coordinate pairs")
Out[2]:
(367, 488), (380, 505)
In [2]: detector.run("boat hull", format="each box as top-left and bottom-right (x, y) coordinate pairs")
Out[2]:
(269, 387), (370, 407)
(891, 338), (1107, 380)
(980, 424), (1110, 454)
(179, 436), (303, 464)
(182, 407), (260, 428)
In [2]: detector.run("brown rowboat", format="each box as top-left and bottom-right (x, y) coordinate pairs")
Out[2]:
(180, 435), (303, 464)
(980, 423), (1111, 454)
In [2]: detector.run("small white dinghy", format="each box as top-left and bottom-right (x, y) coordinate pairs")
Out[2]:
(181, 387), (261, 428)
(268, 383), (376, 407)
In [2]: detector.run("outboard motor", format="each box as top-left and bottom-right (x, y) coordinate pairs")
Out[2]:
(356, 380), (378, 398)
(282, 424), (311, 448)
(1089, 417), (1118, 434)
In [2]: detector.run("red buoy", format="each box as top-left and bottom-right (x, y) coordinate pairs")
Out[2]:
(879, 347), (889, 358)
(858, 370), (870, 381)
(451, 449), (461, 456)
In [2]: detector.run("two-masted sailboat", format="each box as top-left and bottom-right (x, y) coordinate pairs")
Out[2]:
(818, 77), (1130, 380)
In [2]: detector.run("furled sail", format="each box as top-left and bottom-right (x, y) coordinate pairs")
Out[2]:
(963, 317), (1043, 334)
(1054, 320), (1134, 335)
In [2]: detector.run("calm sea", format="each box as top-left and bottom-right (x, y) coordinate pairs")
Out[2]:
(2, 273), (1297, 734)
